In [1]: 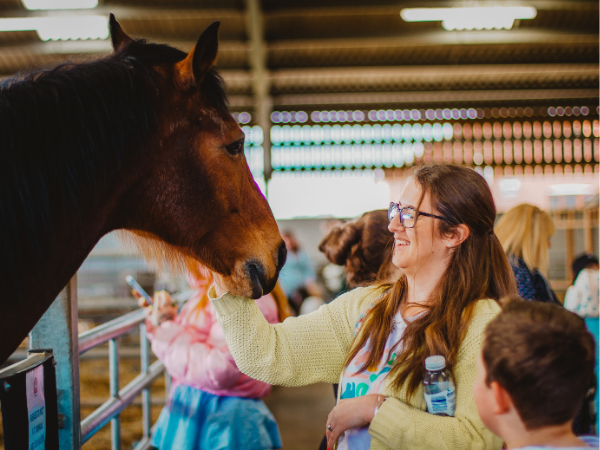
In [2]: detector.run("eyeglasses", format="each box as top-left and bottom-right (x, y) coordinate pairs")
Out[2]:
(388, 202), (452, 228)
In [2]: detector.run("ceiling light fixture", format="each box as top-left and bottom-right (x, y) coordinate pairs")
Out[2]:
(400, 6), (537, 31)
(21, 0), (98, 10)
(0, 16), (108, 40)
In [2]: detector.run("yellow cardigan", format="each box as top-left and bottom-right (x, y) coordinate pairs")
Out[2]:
(209, 285), (503, 450)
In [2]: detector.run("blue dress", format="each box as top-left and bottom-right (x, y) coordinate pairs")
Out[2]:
(151, 384), (282, 450)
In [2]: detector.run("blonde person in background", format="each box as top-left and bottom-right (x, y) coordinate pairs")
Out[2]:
(495, 204), (560, 304)
(209, 164), (517, 450)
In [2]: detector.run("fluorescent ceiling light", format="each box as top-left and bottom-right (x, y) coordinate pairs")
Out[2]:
(400, 6), (537, 31)
(269, 175), (390, 219)
(22, 0), (98, 10)
(0, 16), (108, 40)
(499, 178), (521, 193)
(548, 184), (595, 196)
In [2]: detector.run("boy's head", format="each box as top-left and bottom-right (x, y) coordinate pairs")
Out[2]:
(474, 296), (596, 434)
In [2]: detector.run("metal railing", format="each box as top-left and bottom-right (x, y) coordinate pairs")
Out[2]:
(11, 276), (171, 450)
(1, 276), (189, 448)
(78, 306), (165, 450)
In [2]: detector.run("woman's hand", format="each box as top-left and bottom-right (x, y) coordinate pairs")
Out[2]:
(325, 394), (379, 449)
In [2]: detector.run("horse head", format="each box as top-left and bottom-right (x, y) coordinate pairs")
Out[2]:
(111, 16), (286, 299)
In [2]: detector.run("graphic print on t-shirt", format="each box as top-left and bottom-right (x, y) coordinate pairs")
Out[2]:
(337, 310), (413, 450)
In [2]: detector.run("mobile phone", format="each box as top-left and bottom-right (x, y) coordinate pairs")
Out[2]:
(126, 276), (154, 306)
(127, 276), (195, 307)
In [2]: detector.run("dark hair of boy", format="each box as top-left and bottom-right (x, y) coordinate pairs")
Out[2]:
(482, 296), (596, 430)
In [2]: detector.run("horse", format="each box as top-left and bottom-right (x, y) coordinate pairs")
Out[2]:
(0, 15), (286, 364)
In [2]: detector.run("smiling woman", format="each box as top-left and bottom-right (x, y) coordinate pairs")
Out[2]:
(210, 163), (517, 450)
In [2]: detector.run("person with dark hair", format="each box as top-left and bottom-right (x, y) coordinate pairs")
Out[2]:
(474, 296), (599, 449)
(318, 209), (399, 289)
(565, 253), (600, 318)
(210, 164), (517, 450)
(316, 210), (399, 450)
(565, 252), (600, 434)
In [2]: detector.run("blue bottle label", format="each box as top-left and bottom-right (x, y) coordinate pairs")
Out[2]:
(424, 387), (456, 416)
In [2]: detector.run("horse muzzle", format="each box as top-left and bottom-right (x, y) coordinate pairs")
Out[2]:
(244, 241), (287, 299)
(220, 241), (286, 299)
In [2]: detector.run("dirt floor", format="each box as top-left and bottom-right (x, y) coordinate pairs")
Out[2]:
(1, 356), (334, 450)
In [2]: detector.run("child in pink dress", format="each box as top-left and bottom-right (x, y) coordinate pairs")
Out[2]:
(144, 265), (287, 450)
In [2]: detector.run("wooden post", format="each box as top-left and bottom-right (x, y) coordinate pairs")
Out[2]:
(565, 225), (574, 283)
(246, 0), (272, 188)
(583, 208), (593, 253)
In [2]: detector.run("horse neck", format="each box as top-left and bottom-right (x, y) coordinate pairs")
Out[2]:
(0, 147), (141, 365)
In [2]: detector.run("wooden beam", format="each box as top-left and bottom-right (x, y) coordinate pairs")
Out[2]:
(246, 0), (273, 183)
(272, 89), (599, 108)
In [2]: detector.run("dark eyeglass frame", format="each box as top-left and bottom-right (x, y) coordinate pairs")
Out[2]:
(388, 202), (452, 228)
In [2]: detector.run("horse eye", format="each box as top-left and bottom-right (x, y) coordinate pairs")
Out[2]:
(225, 139), (244, 155)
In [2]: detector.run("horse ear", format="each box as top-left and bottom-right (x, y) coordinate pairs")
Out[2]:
(177, 21), (220, 86)
(109, 14), (133, 52)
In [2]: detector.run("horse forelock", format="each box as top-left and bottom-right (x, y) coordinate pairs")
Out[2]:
(198, 67), (229, 115)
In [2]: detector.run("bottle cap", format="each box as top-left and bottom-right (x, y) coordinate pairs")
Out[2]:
(425, 355), (446, 371)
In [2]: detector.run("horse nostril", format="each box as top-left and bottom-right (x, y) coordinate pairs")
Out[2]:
(246, 262), (266, 299)
(277, 241), (287, 273)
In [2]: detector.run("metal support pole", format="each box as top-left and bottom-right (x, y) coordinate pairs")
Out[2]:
(140, 323), (151, 439)
(246, 0), (273, 189)
(109, 338), (121, 450)
(29, 276), (81, 450)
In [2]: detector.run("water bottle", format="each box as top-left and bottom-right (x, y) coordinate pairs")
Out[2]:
(423, 355), (456, 416)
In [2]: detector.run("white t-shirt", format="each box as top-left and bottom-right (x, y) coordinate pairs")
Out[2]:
(564, 269), (599, 318)
(514, 434), (600, 450)
(337, 308), (416, 450)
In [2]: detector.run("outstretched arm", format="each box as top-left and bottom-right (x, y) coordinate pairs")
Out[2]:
(208, 284), (382, 387)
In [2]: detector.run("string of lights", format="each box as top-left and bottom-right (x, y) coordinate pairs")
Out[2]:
(265, 106), (594, 125)
(266, 120), (598, 146)
(240, 109), (599, 180)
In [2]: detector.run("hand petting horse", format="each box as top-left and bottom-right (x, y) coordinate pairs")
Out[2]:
(0, 15), (286, 364)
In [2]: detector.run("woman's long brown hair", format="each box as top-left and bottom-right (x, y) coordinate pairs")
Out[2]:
(344, 164), (517, 398)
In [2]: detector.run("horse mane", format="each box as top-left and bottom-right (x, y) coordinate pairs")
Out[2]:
(116, 229), (210, 277)
(0, 38), (229, 286)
